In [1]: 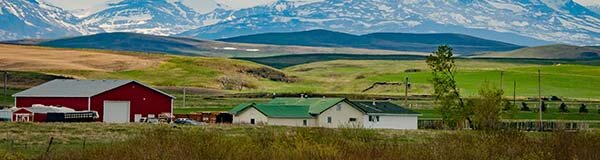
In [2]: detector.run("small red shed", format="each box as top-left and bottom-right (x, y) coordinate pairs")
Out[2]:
(13, 80), (174, 123)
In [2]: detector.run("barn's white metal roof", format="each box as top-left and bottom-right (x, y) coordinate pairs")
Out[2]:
(13, 79), (174, 98)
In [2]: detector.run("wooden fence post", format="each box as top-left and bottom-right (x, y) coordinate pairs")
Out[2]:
(45, 137), (54, 157)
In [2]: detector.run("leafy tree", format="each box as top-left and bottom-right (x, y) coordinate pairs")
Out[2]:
(426, 45), (471, 129)
(559, 103), (569, 113)
(579, 104), (588, 113)
(470, 82), (504, 130)
(521, 102), (531, 111)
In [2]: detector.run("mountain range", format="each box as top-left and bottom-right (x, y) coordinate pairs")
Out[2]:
(19, 32), (428, 57)
(219, 29), (523, 54)
(1, 0), (599, 46)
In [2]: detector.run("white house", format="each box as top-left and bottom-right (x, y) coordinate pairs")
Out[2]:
(229, 98), (421, 129)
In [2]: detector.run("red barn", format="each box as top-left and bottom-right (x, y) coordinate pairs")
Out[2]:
(13, 79), (174, 123)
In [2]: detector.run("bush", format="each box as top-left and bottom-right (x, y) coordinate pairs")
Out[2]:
(502, 100), (513, 111)
(559, 103), (569, 113)
(579, 104), (589, 113)
(521, 102), (531, 111)
(550, 96), (562, 101)
(218, 75), (256, 90)
(470, 82), (503, 130)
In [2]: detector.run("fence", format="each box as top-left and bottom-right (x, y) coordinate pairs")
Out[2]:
(0, 136), (81, 158)
(419, 119), (600, 131)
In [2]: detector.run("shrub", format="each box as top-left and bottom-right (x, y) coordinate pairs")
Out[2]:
(217, 75), (256, 90)
(470, 82), (503, 130)
(559, 103), (569, 113)
(521, 102), (531, 111)
(550, 96), (562, 101)
(579, 104), (589, 113)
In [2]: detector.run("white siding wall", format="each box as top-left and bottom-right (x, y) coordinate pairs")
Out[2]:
(0, 110), (12, 121)
(233, 107), (268, 124)
(317, 102), (364, 128)
(268, 118), (316, 127)
(363, 114), (418, 129)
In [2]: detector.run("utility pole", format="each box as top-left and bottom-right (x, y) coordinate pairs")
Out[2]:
(3, 71), (7, 107)
(182, 87), (187, 108)
(500, 71), (504, 91)
(404, 77), (409, 107)
(513, 80), (517, 105)
(538, 69), (543, 130)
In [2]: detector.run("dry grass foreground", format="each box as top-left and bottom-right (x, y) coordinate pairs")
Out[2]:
(0, 44), (161, 73)
(2, 123), (600, 160)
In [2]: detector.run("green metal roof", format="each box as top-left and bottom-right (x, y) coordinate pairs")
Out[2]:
(351, 101), (420, 115)
(253, 104), (312, 118)
(229, 103), (254, 115)
(267, 98), (346, 114)
(228, 103), (312, 118)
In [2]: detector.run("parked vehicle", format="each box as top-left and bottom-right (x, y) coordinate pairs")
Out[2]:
(174, 118), (205, 125)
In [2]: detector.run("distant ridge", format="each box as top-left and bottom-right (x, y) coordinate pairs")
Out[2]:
(218, 29), (523, 55)
(38, 32), (207, 55)
(7, 32), (425, 57)
(472, 44), (600, 59)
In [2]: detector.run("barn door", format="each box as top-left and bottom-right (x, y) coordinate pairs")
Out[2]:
(103, 101), (130, 123)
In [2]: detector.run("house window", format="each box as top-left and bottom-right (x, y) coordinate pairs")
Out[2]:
(250, 118), (255, 124)
(369, 116), (380, 122)
(303, 120), (308, 126)
(349, 118), (357, 122)
(327, 116), (332, 123)
(336, 104), (342, 111)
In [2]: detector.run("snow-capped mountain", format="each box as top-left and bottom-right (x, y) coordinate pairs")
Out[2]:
(0, 0), (87, 40)
(2, 0), (600, 46)
(181, 0), (600, 46)
(78, 0), (203, 35)
(574, 0), (600, 14)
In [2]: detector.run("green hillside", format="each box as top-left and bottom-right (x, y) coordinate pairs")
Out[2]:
(474, 44), (600, 59)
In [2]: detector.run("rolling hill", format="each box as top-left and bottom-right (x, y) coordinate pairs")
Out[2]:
(218, 30), (523, 55)
(3, 44), (600, 99)
(473, 44), (600, 59)
(9, 32), (426, 57)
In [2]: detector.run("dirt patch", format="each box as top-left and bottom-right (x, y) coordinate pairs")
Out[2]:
(0, 44), (162, 72)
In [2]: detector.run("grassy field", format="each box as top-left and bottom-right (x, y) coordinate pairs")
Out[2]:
(277, 59), (600, 99)
(4, 44), (600, 99)
(2, 123), (600, 160)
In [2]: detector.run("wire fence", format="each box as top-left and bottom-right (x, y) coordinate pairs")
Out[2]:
(419, 119), (600, 131)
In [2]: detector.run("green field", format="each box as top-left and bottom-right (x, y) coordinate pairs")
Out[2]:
(274, 59), (600, 99)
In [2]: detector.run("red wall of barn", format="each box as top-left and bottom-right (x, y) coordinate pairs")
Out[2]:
(15, 97), (89, 111)
(91, 82), (172, 122)
(33, 114), (47, 122)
